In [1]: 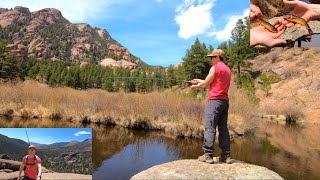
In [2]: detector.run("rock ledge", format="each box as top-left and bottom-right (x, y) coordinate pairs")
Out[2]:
(131, 159), (283, 180)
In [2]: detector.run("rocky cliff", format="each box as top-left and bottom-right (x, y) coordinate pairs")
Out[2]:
(131, 159), (284, 179)
(0, 6), (145, 68)
(250, 47), (320, 124)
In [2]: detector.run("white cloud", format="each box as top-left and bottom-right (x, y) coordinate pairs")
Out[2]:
(74, 131), (91, 136)
(156, 0), (164, 3)
(175, 0), (215, 39)
(209, 8), (249, 41)
(0, 0), (130, 22)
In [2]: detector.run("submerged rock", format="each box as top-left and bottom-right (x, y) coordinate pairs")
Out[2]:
(131, 159), (284, 180)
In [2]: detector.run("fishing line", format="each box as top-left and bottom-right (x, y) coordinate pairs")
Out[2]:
(25, 128), (30, 145)
(104, 76), (188, 82)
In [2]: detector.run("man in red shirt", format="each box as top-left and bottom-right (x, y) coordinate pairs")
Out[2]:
(18, 145), (42, 180)
(191, 49), (232, 164)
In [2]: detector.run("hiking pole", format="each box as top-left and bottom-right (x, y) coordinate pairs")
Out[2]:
(25, 128), (30, 145)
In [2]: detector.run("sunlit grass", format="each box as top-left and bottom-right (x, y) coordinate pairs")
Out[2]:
(0, 80), (256, 138)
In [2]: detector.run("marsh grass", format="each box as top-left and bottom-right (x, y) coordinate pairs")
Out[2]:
(0, 80), (255, 138)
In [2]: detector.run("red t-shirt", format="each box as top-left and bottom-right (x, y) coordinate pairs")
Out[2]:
(22, 155), (42, 179)
(208, 62), (231, 100)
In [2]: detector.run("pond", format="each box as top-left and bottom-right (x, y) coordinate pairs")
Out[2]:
(0, 117), (319, 180)
(92, 121), (320, 180)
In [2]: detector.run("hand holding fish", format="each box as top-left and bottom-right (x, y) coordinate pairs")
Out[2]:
(279, 0), (320, 28)
(250, 4), (262, 22)
(250, 21), (287, 47)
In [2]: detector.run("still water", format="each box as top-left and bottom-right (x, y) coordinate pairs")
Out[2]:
(0, 117), (319, 180)
(92, 121), (320, 180)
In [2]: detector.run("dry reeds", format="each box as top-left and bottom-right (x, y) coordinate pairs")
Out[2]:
(0, 80), (256, 138)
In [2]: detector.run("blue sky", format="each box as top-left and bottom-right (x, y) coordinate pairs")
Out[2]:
(0, 128), (92, 145)
(0, 0), (249, 66)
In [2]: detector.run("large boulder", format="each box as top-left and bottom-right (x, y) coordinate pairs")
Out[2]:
(100, 58), (137, 70)
(0, 159), (52, 173)
(0, 154), (10, 160)
(131, 160), (284, 180)
(108, 44), (131, 60)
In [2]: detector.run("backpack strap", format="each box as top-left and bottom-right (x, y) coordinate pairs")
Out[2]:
(25, 155), (37, 165)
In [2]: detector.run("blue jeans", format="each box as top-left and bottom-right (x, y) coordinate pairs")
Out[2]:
(203, 99), (230, 158)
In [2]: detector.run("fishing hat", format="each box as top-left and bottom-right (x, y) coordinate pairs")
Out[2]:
(207, 49), (225, 57)
(28, 145), (36, 150)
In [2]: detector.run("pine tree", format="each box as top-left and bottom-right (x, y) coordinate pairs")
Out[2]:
(0, 41), (19, 79)
(182, 38), (210, 80)
(229, 17), (254, 75)
(260, 73), (271, 96)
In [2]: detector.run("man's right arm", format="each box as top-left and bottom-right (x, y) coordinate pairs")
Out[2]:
(17, 159), (25, 180)
(17, 158), (26, 180)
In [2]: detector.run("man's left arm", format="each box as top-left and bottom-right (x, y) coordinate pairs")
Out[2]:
(37, 163), (42, 179)
(191, 66), (215, 89)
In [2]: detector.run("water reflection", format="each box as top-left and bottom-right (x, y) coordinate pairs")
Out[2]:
(1, 117), (319, 180)
(93, 121), (320, 180)
(0, 116), (83, 128)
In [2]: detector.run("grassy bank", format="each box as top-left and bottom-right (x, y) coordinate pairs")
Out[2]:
(0, 81), (256, 138)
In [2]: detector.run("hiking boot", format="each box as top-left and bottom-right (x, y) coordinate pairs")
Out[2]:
(214, 156), (233, 164)
(198, 154), (214, 164)
(221, 157), (233, 164)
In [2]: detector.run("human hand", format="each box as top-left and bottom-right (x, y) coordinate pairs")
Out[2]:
(191, 79), (202, 85)
(17, 177), (21, 180)
(250, 4), (262, 22)
(250, 20), (287, 47)
(278, 0), (320, 28)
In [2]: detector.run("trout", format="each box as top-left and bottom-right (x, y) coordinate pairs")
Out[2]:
(283, 14), (314, 36)
(256, 17), (278, 33)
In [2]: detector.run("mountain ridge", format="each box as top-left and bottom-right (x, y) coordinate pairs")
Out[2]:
(0, 6), (147, 67)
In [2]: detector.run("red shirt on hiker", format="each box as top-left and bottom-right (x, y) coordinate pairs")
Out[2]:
(208, 62), (231, 100)
(22, 155), (42, 179)
(18, 145), (42, 180)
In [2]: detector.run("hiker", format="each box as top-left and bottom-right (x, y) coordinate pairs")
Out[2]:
(17, 145), (42, 180)
(190, 49), (232, 164)
(250, 4), (287, 47)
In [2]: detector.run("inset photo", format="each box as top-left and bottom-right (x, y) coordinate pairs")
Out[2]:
(0, 128), (92, 180)
(250, 0), (320, 48)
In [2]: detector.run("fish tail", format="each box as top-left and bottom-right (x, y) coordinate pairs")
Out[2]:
(308, 28), (314, 36)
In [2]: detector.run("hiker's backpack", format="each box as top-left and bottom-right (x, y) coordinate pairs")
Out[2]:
(23, 155), (38, 171)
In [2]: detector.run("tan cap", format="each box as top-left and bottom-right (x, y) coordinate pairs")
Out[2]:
(28, 145), (36, 150)
(207, 49), (225, 57)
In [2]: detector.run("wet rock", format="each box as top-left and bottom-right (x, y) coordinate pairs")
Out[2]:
(131, 159), (284, 180)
